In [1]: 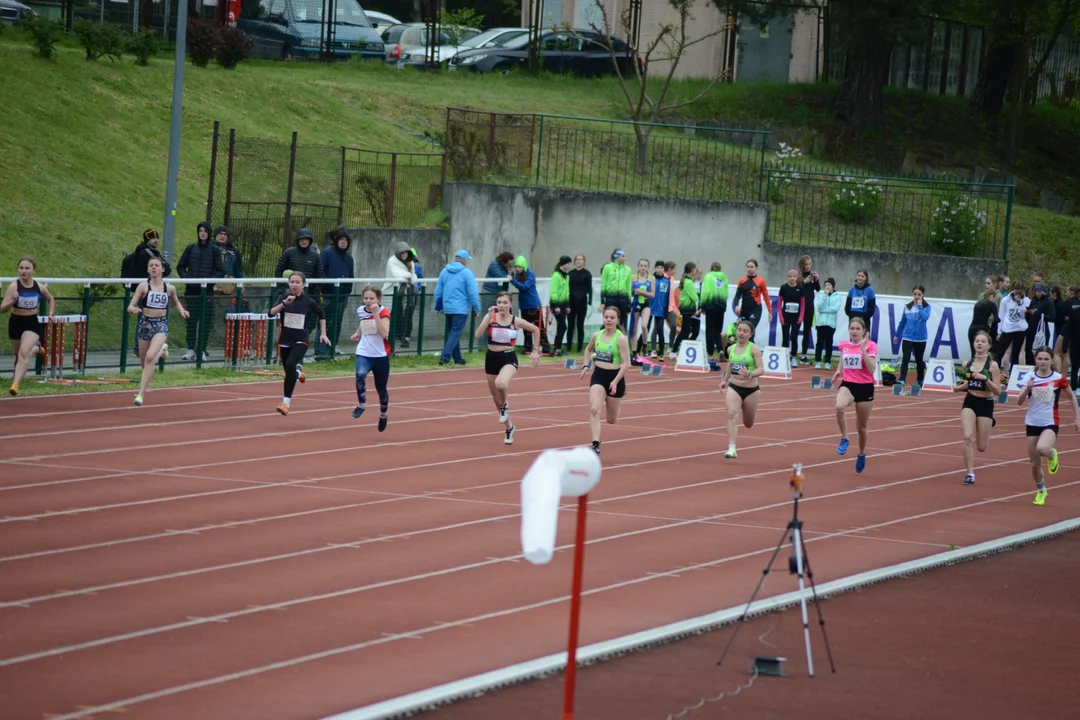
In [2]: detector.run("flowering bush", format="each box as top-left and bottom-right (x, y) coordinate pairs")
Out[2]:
(928, 195), (989, 256)
(767, 142), (802, 202)
(828, 175), (884, 222)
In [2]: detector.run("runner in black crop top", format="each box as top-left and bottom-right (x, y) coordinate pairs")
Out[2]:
(952, 330), (1001, 485)
(474, 292), (541, 446)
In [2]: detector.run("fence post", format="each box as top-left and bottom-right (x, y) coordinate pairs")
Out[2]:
(283, 130), (299, 248)
(486, 113), (496, 173)
(224, 128), (236, 227)
(388, 153), (398, 227)
(120, 286), (131, 374)
(230, 285), (243, 369)
(338, 146), (347, 224)
(206, 121), (220, 224)
(1002, 185), (1014, 262)
(416, 284), (426, 356)
(332, 283), (342, 352)
(195, 284), (208, 370)
(534, 116), (545, 184)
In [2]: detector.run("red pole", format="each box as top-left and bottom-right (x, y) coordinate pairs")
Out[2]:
(562, 494), (590, 720)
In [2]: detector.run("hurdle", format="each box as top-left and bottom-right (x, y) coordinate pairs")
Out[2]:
(39, 314), (88, 380)
(225, 313), (272, 370)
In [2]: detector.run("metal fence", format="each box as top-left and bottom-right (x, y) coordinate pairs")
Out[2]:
(764, 170), (1014, 260)
(26, 0), (217, 40)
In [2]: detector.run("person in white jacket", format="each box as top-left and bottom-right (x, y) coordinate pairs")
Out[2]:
(995, 281), (1030, 373)
(384, 242), (419, 349)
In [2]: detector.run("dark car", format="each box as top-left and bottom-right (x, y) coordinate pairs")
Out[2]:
(237, 0), (384, 61)
(0, 0), (36, 24)
(450, 29), (636, 76)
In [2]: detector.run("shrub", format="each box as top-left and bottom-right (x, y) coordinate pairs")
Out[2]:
(828, 175), (885, 223)
(25, 17), (65, 60)
(73, 21), (125, 62)
(187, 20), (221, 68)
(127, 28), (159, 66)
(216, 25), (253, 70)
(767, 142), (803, 202)
(928, 195), (989, 256)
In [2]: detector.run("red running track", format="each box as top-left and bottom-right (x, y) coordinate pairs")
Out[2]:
(0, 364), (1077, 720)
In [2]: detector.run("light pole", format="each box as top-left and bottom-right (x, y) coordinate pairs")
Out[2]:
(162, 1), (189, 263)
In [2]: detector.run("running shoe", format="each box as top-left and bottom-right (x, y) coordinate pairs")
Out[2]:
(134, 394), (144, 407)
(296, 365), (306, 384)
(8, 384), (17, 397)
(963, 473), (975, 486)
(160, 344), (170, 360)
(724, 447), (737, 459)
(837, 438), (850, 455)
(801, 356), (809, 365)
(276, 402), (289, 416)
(504, 425), (515, 445)
(824, 362), (832, 370)
(855, 454), (866, 473)
(1048, 448), (1059, 475)
(378, 414), (388, 432)
(498, 403), (509, 424)
(592, 441), (601, 455)
(814, 362), (821, 369)
(182, 349), (196, 361)
(1033, 490), (1047, 506)
(352, 406), (365, 419)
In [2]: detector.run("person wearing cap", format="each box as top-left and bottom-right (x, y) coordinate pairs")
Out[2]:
(383, 241), (419, 349)
(510, 255), (543, 355)
(274, 228), (325, 361)
(599, 248), (633, 320)
(434, 249), (482, 366)
(317, 229), (354, 359)
(1026, 281), (1055, 364)
(177, 222), (225, 361)
(549, 256), (573, 356)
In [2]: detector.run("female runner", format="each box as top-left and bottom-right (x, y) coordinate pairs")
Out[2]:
(1, 257), (55, 396)
(719, 320), (765, 459)
(474, 291), (541, 445)
(580, 306), (631, 456)
(832, 317), (878, 473)
(1018, 346), (1080, 506)
(349, 285), (393, 432)
(127, 257), (190, 406)
(952, 330), (1001, 485)
(271, 272), (329, 415)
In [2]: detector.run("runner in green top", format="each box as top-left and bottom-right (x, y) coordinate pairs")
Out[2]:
(579, 306), (631, 457)
(549, 256), (572, 356)
(599, 249), (633, 317)
(719, 319), (765, 459)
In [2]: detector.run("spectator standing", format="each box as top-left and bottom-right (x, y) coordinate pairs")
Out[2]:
(482, 252), (515, 309)
(176, 221), (224, 361)
(549, 256), (572, 356)
(317, 229), (354, 359)
(434, 250), (482, 366)
(700, 262), (729, 363)
(274, 228), (325, 360)
(995, 281), (1030, 373)
(968, 277), (999, 359)
(213, 225), (245, 312)
(1026, 282), (1055, 363)
(814, 278), (843, 369)
(845, 270), (877, 336)
(510, 255), (543, 354)
(599, 249), (633, 320)
(566, 254), (592, 353)
(894, 285), (932, 388)
(383, 242), (419, 349)
(797, 255), (820, 364)
(129, 228), (172, 293)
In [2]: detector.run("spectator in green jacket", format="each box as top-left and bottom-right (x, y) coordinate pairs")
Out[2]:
(549, 255), (573, 356)
(700, 262), (729, 362)
(599, 248), (632, 320)
(671, 262), (700, 356)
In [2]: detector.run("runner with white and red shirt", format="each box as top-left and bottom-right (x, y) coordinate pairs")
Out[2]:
(474, 291), (541, 445)
(1017, 346), (1080, 506)
(831, 317), (878, 473)
(349, 284), (393, 432)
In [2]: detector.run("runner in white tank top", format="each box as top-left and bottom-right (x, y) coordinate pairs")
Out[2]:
(1018, 346), (1080, 506)
(474, 291), (540, 446)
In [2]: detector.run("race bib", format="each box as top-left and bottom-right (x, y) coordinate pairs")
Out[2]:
(784, 302), (799, 314)
(595, 351), (614, 364)
(850, 296), (866, 310)
(15, 295), (37, 310)
(1031, 386), (1054, 404)
(360, 318), (378, 335)
(730, 362), (745, 374)
(147, 291), (168, 307)
(490, 326), (516, 344)
(283, 312), (305, 330)
(843, 353), (862, 370)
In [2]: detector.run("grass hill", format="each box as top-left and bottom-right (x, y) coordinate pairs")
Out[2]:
(1, 31), (1077, 286)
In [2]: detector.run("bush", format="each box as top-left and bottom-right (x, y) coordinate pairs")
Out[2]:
(73, 21), (125, 62)
(187, 20), (221, 68)
(928, 195), (989, 256)
(127, 28), (159, 66)
(216, 25), (253, 70)
(25, 17), (65, 60)
(828, 175), (884, 223)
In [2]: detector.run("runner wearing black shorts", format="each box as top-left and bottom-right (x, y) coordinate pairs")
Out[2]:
(474, 292), (541, 445)
(580, 306), (631, 457)
(953, 330), (1002, 485)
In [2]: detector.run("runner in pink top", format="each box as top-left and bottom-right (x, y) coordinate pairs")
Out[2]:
(831, 316), (878, 473)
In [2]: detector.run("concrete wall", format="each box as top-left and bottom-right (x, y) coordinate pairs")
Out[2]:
(340, 228), (450, 277)
(444, 182), (771, 279)
(763, 242), (1006, 299)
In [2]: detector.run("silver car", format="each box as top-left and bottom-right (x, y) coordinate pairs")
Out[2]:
(0, 0), (36, 24)
(393, 23), (481, 68)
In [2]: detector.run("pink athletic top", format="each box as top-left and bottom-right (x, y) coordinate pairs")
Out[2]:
(838, 339), (877, 385)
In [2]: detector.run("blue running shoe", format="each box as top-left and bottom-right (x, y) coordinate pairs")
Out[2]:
(855, 454), (866, 473)
(837, 438), (850, 455)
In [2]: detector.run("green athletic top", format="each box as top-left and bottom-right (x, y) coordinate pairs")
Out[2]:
(600, 263), (632, 299)
(592, 329), (623, 366)
(727, 341), (757, 376)
(678, 277), (699, 310)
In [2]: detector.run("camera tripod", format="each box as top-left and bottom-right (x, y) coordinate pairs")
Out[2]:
(717, 465), (836, 677)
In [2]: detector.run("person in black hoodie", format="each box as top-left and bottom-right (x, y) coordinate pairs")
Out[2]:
(316, 228), (355, 359)
(1025, 283), (1055, 363)
(566, 254), (593, 353)
(177, 221), (224, 361)
(129, 228), (172, 293)
(274, 228), (325, 360)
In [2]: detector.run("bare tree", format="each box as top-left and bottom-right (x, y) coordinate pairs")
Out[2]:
(581, 0), (733, 174)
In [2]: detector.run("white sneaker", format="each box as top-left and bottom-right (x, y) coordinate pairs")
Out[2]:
(160, 344), (170, 360)
(201, 351), (210, 361)
(504, 425), (515, 445)
(498, 403), (509, 424)
(181, 349), (196, 361)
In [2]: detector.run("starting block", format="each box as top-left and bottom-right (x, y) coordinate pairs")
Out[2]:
(564, 358), (577, 370)
(810, 376), (833, 390)
(997, 390), (1009, 404)
(891, 383), (922, 397)
(640, 364), (663, 376)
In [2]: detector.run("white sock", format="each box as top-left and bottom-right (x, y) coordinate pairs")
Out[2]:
(283, 397), (291, 406)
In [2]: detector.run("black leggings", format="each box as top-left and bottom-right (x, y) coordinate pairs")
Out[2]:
(280, 343), (308, 398)
(520, 308), (542, 352)
(781, 318), (799, 357)
(551, 306), (568, 349)
(650, 314), (667, 355)
(704, 305), (726, 356)
(567, 299), (588, 352)
(671, 310), (697, 353)
(899, 340), (927, 385)
(994, 330), (1025, 369)
(814, 326), (835, 364)
(800, 311), (814, 356)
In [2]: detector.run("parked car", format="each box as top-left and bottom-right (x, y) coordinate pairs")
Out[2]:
(450, 29), (637, 77)
(0, 0), (36, 24)
(364, 9), (400, 31)
(392, 23), (482, 68)
(237, 0), (385, 61)
(380, 22), (410, 60)
(459, 26), (528, 51)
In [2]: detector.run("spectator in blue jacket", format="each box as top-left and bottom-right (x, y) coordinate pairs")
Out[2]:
(510, 255), (543, 354)
(845, 269), (877, 336)
(482, 252), (515, 303)
(893, 285), (932, 387)
(435, 250), (482, 366)
(316, 229), (355, 359)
